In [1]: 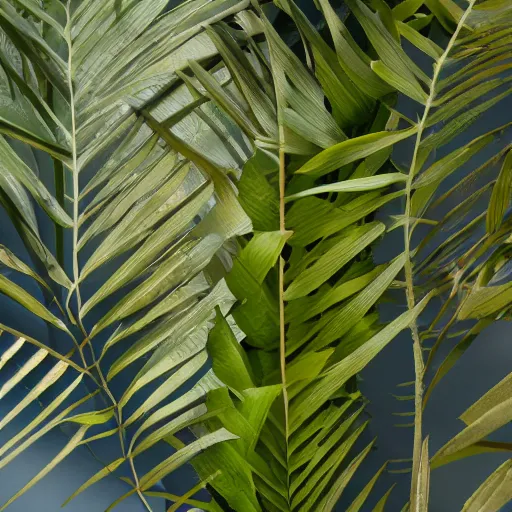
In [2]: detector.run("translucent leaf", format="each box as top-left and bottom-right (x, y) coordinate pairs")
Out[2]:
(0, 275), (67, 331)
(487, 149), (512, 233)
(297, 128), (417, 177)
(139, 429), (238, 491)
(286, 173), (407, 202)
(0, 426), (89, 511)
(462, 460), (512, 512)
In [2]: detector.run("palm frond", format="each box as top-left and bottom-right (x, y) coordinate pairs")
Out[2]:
(179, 4), (434, 510)
(331, 0), (512, 506)
(183, 0), (512, 508)
(1, 0), (511, 509)
(0, 0), (260, 509)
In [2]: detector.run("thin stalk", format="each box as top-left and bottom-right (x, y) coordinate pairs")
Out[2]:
(403, 3), (476, 508)
(129, 456), (154, 512)
(64, 5), (82, 319)
(53, 157), (65, 267)
(278, 124), (290, 505)
(64, 6), (149, 509)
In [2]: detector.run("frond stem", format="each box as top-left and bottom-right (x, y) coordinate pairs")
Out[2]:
(64, 7), (147, 508)
(64, 5), (82, 321)
(129, 456), (154, 512)
(278, 124), (290, 504)
(403, 2), (476, 507)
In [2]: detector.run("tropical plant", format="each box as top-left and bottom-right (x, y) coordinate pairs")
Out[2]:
(180, 0), (512, 510)
(0, 0), (256, 510)
(0, 0), (511, 511)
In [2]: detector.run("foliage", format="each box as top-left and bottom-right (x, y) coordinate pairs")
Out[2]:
(0, 0), (511, 511)
(181, 0), (512, 509)
(0, 0), (257, 510)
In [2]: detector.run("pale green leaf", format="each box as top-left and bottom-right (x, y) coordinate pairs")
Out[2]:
(139, 429), (238, 491)
(0, 136), (71, 227)
(286, 173), (407, 202)
(413, 134), (493, 188)
(397, 21), (443, 59)
(132, 406), (209, 458)
(297, 128), (417, 177)
(124, 351), (208, 427)
(487, 150), (512, 233)
(462, 460), (512, 512)
(458, 281), (512, 319)
(461, 371), (512, 425)
(108, 280), (233, 381)
(284, 222), (385, 301)
(0, 375), (83, 459)
(62, 457), (126, 507)
(130, 371), (223, 453)
(372, 485), (396, 512)
(66, 408), (115, 426)
(0, 275), (67, 331)
(432, 441), (512, 469)
(0, 348), (47, 400)
(392, 0), (424, 21)
(82, 182), (214, 316)
(0, 337), (25, 370)
(106, 273), (209, 347)
(166, 471), (221, 512)
(80, 158), (197, 282)
(0, 245), (50, 291)
(91, 235), (223, 336)
(346, 463), (388, 512)
(0, 196), (71, 288)
(0, 426), (89, 511)
(188, 60), (260, 139)
(412, 437), (430, 512)
(371, 60), (428, 104)
(0, 360), (67, 429)
(433, 398), (512, 463)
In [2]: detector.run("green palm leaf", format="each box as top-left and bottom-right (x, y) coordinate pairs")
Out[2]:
(0, 0), (511, 510)
(0, 0), (256, 509)
(180, 4), (432, 510)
